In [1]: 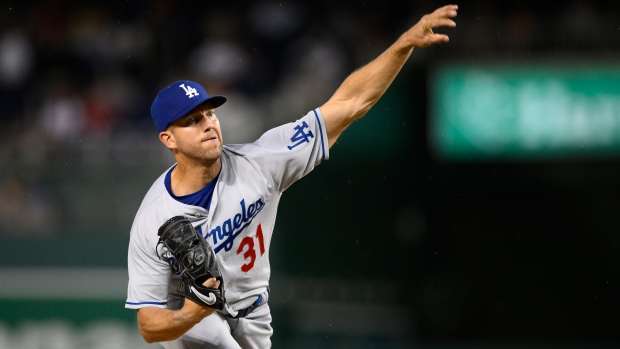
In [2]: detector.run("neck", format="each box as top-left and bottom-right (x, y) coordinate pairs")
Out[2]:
(170, 158), (221, 196)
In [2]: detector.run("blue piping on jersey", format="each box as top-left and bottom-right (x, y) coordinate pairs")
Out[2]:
(313, 109), (326, 160)
(126, 301), (167, 306)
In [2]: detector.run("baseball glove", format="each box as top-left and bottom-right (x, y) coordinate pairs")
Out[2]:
(157, 216), (226, 310)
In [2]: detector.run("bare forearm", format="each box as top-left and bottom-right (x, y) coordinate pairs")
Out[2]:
(320, 4), (458, 148)
(328, 38), (415, 120)
(336, 4), (458, 117)
(137, 304), (214, 343)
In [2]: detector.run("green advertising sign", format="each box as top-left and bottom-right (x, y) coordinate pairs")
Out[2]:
(429, 63), (620, 161)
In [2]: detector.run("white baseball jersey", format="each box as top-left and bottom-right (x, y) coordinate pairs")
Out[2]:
(126, 108), (329, 314)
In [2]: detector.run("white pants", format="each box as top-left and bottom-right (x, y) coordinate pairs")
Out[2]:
(159, 304), (272, 349)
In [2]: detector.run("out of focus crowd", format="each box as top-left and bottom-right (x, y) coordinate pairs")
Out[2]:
(0, 0), (618, 235)
(1, 1), (618, 163)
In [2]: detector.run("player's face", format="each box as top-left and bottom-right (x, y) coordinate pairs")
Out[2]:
(166, 104), (224, 163)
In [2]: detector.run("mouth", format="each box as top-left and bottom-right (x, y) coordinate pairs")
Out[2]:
(201, 135), (219, 143)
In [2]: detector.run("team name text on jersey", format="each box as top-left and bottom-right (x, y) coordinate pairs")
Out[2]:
(206, 198), (265, 254)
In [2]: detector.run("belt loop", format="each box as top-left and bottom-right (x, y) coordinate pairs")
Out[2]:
(228, 287), (269, 319)
(252, 295), (263, 308)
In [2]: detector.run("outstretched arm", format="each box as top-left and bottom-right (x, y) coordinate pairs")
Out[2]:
(320, 4), (458, 148)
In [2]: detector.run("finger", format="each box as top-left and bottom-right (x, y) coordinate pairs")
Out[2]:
(429, 5), (458, 24)
(418, 16), (456, 35)
(432, 18), (457, 28)
(434, 4), (459, 17)
(202, 276), (219, 287)
(430, 33), (450, 44)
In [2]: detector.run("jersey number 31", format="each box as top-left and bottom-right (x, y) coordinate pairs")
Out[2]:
(236, 224), (266, 272)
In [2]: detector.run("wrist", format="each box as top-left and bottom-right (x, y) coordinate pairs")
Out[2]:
(179, 299), (213, 324)
(394, 33), (416, 55)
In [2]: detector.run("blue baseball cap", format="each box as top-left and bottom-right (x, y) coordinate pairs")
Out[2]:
(151, 80), (227, 132)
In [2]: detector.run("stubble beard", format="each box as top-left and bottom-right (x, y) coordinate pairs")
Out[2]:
(195, 142), (222, 166)
(175, 134), (223, 167)
(200, 147), (221, 165)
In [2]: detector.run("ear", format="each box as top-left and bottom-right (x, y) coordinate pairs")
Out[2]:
(159, 130), (177, 150)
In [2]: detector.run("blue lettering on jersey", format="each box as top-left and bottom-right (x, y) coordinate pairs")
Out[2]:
(205, 198), (265, 254)
(287, 121), (314, 150)
(164, 199), (263, 272)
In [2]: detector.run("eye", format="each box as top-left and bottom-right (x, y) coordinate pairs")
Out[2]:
(186, 117), (198, 125)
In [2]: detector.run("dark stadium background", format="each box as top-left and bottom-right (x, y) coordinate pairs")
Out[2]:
(0, 1), (618, 348)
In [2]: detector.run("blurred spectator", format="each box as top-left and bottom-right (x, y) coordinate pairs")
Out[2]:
(188, 39), (250, 89)
(0, 29), (34, 87)
(83, 73), (148, 136)
(248, 1), (306, 42)
(0, 29), (34, 124)
(244, 1), (309, 93)
(37, 78), (86, 143)
(0, 174), (61, 236)
(83, 79), (121, 136)
(186, 12), (266, 144)
(67, 6), (154, 74)
(268, 32), (348, 126)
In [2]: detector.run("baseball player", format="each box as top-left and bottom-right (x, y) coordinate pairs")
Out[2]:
(126, 4), (458, 349)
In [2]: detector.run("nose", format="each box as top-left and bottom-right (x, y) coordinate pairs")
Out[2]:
(201, 112), (215, 130)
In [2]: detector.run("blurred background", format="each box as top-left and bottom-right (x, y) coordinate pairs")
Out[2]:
(1, 0), (619, 348)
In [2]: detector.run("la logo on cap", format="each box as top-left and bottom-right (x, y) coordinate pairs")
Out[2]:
(151, 80), (226, 133)
(180, 83), (199, 98)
